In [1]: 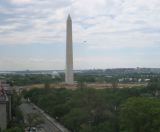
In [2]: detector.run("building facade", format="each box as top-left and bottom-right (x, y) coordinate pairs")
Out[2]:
(0, 80), (12, 131)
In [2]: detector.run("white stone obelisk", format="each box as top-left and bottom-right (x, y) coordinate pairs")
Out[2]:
(65, 14), (74, 84)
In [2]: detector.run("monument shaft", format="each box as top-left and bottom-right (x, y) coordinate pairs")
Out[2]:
(65, 15), (74, 84)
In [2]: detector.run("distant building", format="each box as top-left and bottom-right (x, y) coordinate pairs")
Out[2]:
(0, 80), (12, 131)
(144, 79), (150, 82)
(51, 71), (60, 79)
(138, 78), (142, 82)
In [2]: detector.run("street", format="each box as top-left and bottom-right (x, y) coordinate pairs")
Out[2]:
(20, 101), (69, 132)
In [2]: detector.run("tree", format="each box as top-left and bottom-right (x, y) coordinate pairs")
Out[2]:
(26, 113), (44, 128)
(44, 82), (50, 89)
(111, 78), (118, 89)
(147, 78), (160, 96)
(120, 97), (160, 132)
(77, 80), (87, 90)
(2, 127), (23, 132)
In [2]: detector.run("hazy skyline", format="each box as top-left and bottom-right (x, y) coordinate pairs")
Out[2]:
(0, 0), (160, 70)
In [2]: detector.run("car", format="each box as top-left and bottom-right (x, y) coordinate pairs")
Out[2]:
(32, 106), (36, 110)
(31, 127), (37, 132)
(26, 127), (37, 132)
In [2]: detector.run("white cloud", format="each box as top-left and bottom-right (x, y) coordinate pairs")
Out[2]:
(0, 57), (65, 70)
(0, 0), (160, 69)
(74, 55), (160, 69)
(9, 0), (32, 4)
(1, 0), (160, 47)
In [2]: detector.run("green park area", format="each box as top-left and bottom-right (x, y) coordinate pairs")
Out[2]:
(1, 72), (160, 132)
(22, 78), (160, 132)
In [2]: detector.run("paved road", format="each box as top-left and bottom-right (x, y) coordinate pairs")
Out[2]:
(20, 101), (69, 132)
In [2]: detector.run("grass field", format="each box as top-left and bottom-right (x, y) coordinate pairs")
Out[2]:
(20, 82), (147, 90)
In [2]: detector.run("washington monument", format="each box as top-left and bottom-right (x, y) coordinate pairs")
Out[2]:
(65, 14), (74, 84)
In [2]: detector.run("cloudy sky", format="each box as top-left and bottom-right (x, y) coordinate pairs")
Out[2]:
(0, 0), (160, 70)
